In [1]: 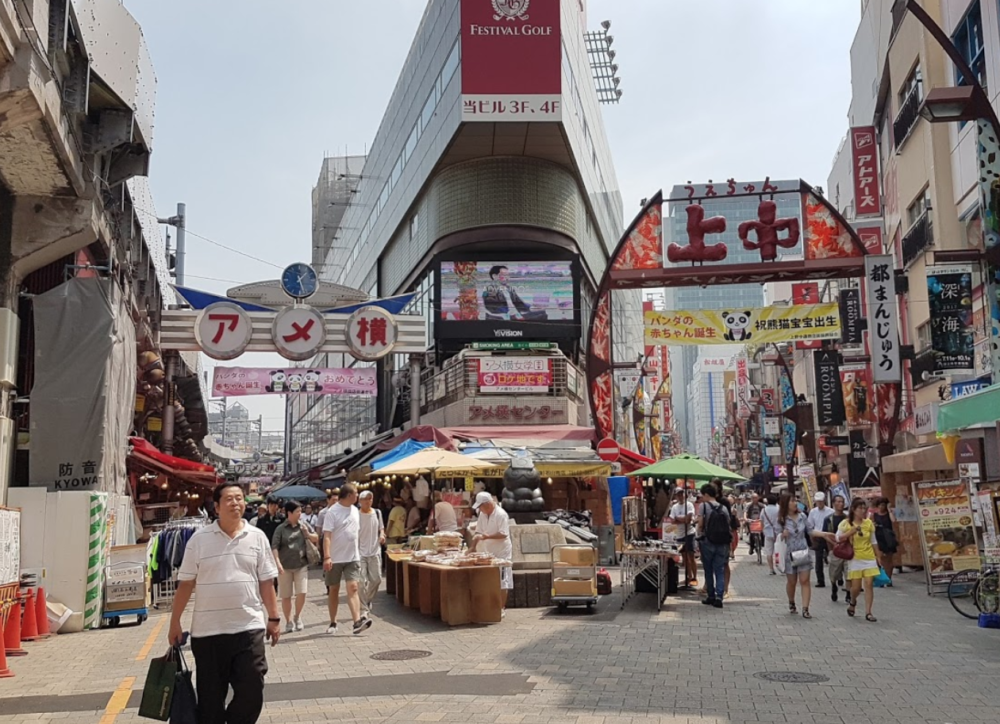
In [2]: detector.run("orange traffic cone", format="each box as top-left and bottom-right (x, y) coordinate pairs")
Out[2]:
(34, 588), (51, 638)
(0, 616), (12, 678)
(3, 599), (26, 656)
(20, 590), (40, 642)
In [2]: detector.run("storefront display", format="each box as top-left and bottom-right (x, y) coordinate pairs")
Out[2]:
(914, 480), (981, 594)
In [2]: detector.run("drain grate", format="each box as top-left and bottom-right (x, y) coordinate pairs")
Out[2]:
(370, 649), (432, 661)
(754, 671), (829, 684)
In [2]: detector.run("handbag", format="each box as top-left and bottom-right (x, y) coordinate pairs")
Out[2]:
(138, 648), (180, 721)
(832, 536), (855, 560)
(169, 646), (198, 723)
(303, 523), (321, 566)
(790, 549), (811, 566)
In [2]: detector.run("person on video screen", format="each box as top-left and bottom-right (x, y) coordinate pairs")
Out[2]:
(483, 265), (533, 321)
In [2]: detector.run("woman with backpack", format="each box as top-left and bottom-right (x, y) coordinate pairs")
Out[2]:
(696, 482), (732, 609)
(778, 491), (817, 618)
(871, 497), (898, 586)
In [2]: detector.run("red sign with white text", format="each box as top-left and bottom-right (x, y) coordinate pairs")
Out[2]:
(857, 225), (884, 253)
(851, 126), (882, 217)
(477, 358), (552, 393)
(461, 0), (562, 121)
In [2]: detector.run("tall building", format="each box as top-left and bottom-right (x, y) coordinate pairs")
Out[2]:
(311, 155), (367, 275)
(664, 181), (801, 452)
(290, 0), (639, 471)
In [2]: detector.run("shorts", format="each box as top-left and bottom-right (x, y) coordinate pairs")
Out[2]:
(679, 534), (696, 553)
(829, 555), (847, 583)
(278, 567), (308, 598)
(499, 564), (513, 591)
(325, 561), (361, 587)
(764, 536), (775, 560)
(846, 558), (880, 580)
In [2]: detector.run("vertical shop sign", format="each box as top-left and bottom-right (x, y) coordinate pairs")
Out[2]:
(839, 288), (864, 344)
(848, 430), (875, 486)
(736, 356), (751, 419)
(851, 126), (882, 217)
(864, 255), (900, 383)
(813, 350), (846, 426)
(461, 0), (562, 122)
(927, 265), (975, 372)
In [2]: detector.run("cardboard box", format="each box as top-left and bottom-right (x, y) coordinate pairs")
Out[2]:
(557, 546), (596, 565)
(553, 562), (591, 578)
(553, 578), (595, 596)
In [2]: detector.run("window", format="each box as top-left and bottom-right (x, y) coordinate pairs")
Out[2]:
(906, 188), (931, 228)
(916, 321), (932, 351)
(409, 213), (419, 241)
(953, 2), (986, 90)
(898, 64), (922, 108)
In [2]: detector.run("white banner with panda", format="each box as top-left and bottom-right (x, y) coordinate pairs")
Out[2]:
(643, 304), (841, 346)
(212, 367), (377, 396)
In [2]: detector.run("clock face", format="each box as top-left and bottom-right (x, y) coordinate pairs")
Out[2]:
(280, 263), (318, 299)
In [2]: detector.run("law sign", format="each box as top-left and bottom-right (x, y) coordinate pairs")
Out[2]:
(597, 438), (621, 463)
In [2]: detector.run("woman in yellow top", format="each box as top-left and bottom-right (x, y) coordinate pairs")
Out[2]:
(836, 498), (881, 622)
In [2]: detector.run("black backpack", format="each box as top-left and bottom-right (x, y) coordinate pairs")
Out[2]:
(704, 503), (732, 545)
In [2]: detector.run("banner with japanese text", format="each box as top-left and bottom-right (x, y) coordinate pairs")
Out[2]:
(477, 358), (551, 394)
(644, 304), (841, 346)
(864, 255), (901, 383)
(212, 367), (377, 396)
(927, 265), (975, 372)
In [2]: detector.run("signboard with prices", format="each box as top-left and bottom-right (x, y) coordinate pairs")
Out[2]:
(913, 480), (980, 591)
(477, 358), (552, 394)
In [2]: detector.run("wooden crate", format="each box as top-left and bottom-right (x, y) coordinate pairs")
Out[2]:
(510, 570), (552, 608)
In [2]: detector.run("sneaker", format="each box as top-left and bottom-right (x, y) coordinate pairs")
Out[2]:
(816, 583), (826, 588)
(712, 600), (723, 609)
(285, 621), (294, 634)
(353, 616), (373, 635)
(769, 570), (777, 576)
(501, 609), (507, 619)
(831, 591), (838, 602)
(294, 619), (304, 632)
(701, 597), (715, 605)
(326, 623), (339, 635)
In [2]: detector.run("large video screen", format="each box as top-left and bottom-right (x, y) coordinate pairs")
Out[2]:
(437, 260), (579, 340)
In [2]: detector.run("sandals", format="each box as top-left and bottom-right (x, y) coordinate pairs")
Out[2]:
(866, 613), (877, 623)
(847, 604), (856, 617)
(802, 608), (811, 619)
(788, 601), (797, 614)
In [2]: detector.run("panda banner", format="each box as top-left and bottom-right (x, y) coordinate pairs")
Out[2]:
(643, 304), (841, 346)
(212, 366), (377, 396)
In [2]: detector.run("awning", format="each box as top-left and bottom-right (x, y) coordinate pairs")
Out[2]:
(370, 440), (433, 470)
(881, 443), (950, 474)
(128, 437), (218, 486)
(938, 383), (1000, 432)
(462, 447), (612, 478)
(443, 425), (596, 449)
(619, 448), (654, 474)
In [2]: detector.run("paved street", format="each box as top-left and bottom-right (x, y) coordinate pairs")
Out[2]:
(3, 545), (999, 724)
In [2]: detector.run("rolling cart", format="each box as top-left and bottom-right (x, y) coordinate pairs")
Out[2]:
(551, 544), (598, 612)
(102, 545), (148, 628)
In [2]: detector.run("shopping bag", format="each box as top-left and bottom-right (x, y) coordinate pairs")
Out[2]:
(873, 567), (891, 588)
(773, 537), (788, 575)
(170, 646), (198, 723)
(138, 648), (179, 721)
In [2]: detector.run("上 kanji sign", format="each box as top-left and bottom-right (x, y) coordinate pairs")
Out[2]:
(195, 302), (253, 361)
(863, 255), (900, 383)
(346, 306), (398, 361)
(272, 306), (327, 361)
(850, 126), (882, 217)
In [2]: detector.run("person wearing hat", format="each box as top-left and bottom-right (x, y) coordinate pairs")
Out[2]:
(807, 491), (834, 588)
(471, 492), (513, 616)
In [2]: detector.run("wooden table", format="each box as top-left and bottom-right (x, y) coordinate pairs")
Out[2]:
(386, 552), (503, 625)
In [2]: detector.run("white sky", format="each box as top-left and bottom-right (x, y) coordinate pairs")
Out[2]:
(125, 0), (861, 436)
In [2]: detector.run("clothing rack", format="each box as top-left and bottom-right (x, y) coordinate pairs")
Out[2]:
(149, 517), (207, 609)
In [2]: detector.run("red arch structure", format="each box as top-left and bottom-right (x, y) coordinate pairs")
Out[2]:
(586, 180), (902, 466)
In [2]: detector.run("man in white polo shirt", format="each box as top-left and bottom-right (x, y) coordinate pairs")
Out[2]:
(169, 482), (280, 724)
(471, 491), (513, 616)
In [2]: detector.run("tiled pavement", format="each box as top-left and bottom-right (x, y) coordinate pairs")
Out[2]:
(2, 545), (1000, 723)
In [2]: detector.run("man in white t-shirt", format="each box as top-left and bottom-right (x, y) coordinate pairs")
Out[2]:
(413, 475), (431, 512)
(322, 484), (371, 636)
(357, 491), (385, 616)
(315, 490), (338, 564)
(807, 492), (834, 588)
(471, 491), (513, 615)
(169, 482), (280, 723)
(665, 488), (697, 586)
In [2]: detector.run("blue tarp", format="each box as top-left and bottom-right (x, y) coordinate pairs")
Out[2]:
(370, 439), (434, 470)
(608, 476), (629, 525)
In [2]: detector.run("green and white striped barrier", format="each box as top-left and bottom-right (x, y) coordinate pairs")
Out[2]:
(83, 493), (108, 630)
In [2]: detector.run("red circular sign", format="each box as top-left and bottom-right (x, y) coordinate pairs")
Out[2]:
(597, 438), (621, 463)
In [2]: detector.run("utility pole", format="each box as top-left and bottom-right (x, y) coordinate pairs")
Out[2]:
(257, 415), (263, 451)
(158, 203), (186, 287)
(221, 397), (227, 446)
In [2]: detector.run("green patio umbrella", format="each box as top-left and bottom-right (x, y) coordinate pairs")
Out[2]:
(629, 454), (746, 482)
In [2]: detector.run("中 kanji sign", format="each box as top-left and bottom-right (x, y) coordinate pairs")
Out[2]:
(195, 302), (254, 361)
(863, 255), (900, 383)
(272, 306), (327, 361)
(346, 306), (398, 361)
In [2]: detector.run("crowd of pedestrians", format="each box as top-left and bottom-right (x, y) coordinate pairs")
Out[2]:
(665, 480), (895, 624)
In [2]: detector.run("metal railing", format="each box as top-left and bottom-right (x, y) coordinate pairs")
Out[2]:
(894, 82), (923, 149)
(901, 211), (933, 267)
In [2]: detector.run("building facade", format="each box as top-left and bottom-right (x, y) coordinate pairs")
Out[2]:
(289, 0), (638, 471)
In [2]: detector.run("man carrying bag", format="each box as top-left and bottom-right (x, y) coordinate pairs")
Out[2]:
(167, 482), (281, 724)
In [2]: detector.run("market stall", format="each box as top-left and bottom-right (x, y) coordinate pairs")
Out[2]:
(387, 547), (504, 625)
(127, 437), (218, 537)
(619, 543), (682, 611)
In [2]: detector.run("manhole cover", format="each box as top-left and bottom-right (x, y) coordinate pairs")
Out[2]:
(754, 671), (828, 684)
(370, 649), (432, 661)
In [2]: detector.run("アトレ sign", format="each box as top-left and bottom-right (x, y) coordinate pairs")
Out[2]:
(850, 126), (882, 217)
(195, 303), (254, 360)
(272, 306), (327, 361)
(346, 307), (399, 361)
